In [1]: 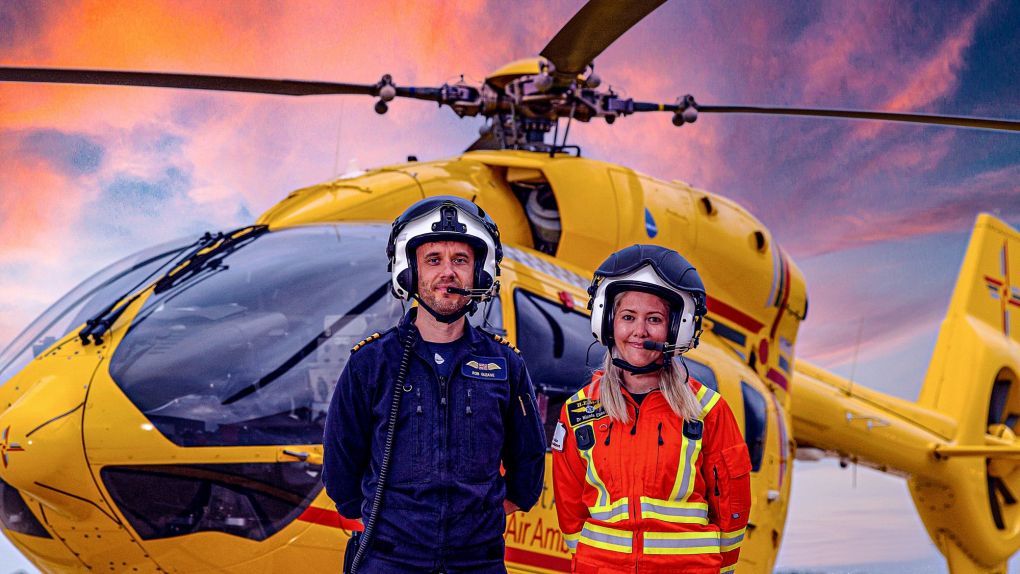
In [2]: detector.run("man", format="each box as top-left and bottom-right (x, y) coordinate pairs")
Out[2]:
(323, 196), (546, 574)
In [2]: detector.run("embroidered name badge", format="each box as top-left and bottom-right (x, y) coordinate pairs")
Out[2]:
(566, 398), (607, 428)
(462, 356), (507, 381)
(683, 419), (704, 441)
(574, 425), (595, 451)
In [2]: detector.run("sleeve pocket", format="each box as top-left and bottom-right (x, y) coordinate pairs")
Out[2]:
(722, 443), (752, 478)
(721, 443), (752, 516)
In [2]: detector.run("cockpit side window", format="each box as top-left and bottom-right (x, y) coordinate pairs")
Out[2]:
(741, 381), (768, 472)
(108, 225), (404, 447)
(683, 357), (718, 392)
(513, 289), (600, 448)
(0, 237), (195, 387)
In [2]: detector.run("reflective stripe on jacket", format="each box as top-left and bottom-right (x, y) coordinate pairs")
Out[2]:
(552, 372), (751, 574)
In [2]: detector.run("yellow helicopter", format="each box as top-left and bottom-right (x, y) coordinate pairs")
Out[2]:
(1, 1), (1019, 573)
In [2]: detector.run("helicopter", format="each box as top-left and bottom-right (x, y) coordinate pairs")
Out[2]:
(1, 0), (1019, 572)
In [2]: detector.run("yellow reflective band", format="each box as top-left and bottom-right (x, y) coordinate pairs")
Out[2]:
(721, 565), (737, 574)
(563, 531), (580, 554)
(639, 497), (709, 524)
(720, 527), (746, 552)
(668, 428), (703, 501)
(589, 498), (629, 523)
(580, 448), (610, 507)
(697, 385), (720, 417)
(580, 523), (633, 553)
(574, 388), (612, 507)
(643, 530), (720, 555)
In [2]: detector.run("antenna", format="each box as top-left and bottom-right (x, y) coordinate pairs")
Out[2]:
(847, 318), (865, 396)
(332, 101), (345, 177)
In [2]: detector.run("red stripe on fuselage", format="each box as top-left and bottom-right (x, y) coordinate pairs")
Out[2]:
(297, 507), (571, 571)
(505, 546), (572, 572)
(298, 506), (364, 531)
(707, 297), (764, 333)
(767, 368), (789, 390)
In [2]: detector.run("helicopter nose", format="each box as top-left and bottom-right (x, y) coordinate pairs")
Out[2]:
(0, 340), (111, 521)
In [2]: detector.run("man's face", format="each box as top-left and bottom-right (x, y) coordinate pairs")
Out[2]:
(416, 240), (475, 315)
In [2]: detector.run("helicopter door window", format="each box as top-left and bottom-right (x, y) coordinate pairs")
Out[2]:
(513, 288), (600, 448)
(682, 357), (719, 392)
(108, 224), (404, 447)
(467, 295), (505, 336)
(741, 381), (768, 472)
(0, 236), (195, 388)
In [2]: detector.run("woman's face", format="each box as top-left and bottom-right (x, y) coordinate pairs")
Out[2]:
(612, 291), (670, 368)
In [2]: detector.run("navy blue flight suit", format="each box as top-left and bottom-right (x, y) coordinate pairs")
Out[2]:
(323, 309), (547, 573)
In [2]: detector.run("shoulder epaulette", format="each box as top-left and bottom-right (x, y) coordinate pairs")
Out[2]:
(351, 332), (382, 353)
(491, 333), (521, 355)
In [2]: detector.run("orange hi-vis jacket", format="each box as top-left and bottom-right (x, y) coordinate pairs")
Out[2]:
(552, 373), (751, 574)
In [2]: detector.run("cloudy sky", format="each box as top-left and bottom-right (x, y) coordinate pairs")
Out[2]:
(1, 0), (1018, 571)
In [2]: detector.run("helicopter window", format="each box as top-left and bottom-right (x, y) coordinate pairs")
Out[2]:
(683, 357), (718, 392)
(513, 289), (600, 447)
(0, 236), (196, 388)
(741, 381), (768, 472)
(0, 477), (50, 538)
(467, 295), (505, 336)
(109, 224), (405, 447)
(100, 462), (320, 541)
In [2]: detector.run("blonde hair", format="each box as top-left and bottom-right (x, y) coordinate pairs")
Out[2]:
(598, 350), (703, 424)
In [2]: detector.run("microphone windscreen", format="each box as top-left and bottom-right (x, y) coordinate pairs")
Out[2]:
(642, 340), (664, 351)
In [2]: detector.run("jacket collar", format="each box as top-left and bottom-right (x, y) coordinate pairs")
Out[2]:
(397, 307), (485, 351)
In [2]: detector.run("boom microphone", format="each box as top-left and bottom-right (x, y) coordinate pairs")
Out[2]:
(642, 340), (681, 354)
(446, 286), (494, 299)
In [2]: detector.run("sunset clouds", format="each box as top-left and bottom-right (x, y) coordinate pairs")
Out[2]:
(1, 1), (1018, 569)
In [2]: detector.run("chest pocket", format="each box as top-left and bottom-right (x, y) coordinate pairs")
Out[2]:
(388, 369), (436, 485)
(455, 377), (508, 483)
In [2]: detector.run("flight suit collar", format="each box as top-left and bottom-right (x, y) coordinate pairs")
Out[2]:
(396, 308), (486, 355)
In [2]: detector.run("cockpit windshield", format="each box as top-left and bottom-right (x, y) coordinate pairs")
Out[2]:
(0, 237), (195, 387)
(109, 224), (405, 447)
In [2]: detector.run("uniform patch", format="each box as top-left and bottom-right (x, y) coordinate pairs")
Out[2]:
(683, 419), (704, 440)
(461, 356), (507, 381)
(574, 425), (595, 451)
(566, 398), (607, 428)
(551, 422), (566, 452)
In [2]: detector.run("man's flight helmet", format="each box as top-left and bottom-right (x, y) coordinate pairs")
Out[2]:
(588, 244), (707, 355)
(387, 196), (502, 321)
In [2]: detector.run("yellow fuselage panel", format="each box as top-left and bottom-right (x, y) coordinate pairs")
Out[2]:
(258, 151), (807, 394)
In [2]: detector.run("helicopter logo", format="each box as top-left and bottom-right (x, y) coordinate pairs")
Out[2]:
(0, 426), (24, 469)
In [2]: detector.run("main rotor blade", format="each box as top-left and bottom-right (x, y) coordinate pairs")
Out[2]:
(540, 0), (667, 81)
(0, 67), (378, 97)
(697, 104), (1020, 132)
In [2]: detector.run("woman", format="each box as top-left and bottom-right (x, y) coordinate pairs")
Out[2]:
(552, 244), (751, 574)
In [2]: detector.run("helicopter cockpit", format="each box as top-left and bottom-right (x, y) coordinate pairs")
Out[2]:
(108, 224), (405, 447)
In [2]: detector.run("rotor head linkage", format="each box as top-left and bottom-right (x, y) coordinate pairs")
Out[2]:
(374, 74), (396, 114)
(672, 94), (698, 127)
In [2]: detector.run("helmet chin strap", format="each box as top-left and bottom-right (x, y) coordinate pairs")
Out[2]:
(611, 345), (667, 375)
(413, 293), (477, 324)
(611, 356), (663, 375)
